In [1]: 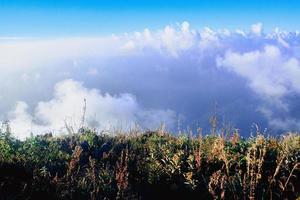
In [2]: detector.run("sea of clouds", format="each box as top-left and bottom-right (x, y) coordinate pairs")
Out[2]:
(1, 22), (300, 139)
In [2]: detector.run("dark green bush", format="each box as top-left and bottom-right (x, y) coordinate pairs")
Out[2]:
(0, 128), (299, 200)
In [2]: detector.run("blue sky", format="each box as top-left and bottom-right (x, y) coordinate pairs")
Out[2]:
(1, 0), (300, 36)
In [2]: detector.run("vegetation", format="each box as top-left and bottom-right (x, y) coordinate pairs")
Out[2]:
(0, 124), (299, 200)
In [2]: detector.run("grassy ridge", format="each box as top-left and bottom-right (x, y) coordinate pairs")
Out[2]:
(0, 128), (300, 200)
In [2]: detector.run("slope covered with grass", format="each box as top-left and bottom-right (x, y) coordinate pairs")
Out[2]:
(0, 127), (300, 200)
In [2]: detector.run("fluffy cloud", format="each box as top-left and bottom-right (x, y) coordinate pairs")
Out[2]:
(217, 45), (300, 99)
(1, 22), (300, 137)
(8, 79), (176, 139)
(251, 22), (263, 36)
(217, 44), (300, 130)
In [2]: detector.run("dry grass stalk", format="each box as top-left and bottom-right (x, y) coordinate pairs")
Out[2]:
(116, 147), (129, 198)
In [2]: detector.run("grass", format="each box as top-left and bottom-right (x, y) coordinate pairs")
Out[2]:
(0, 125), (299, 200)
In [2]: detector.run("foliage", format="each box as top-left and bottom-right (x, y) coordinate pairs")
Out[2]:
(0, 128), (299, 200)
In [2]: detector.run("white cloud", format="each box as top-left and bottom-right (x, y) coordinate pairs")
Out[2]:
(0, 37), (124, 72)
(217, 45), (300, 99)
(2, 22), (300, 134)
(217, 45), (300, 129)
(9, 101), (34, 138)
(8, 79), (176, 139)
(258, 106), (300, 130)
(251, 22), (263, 36)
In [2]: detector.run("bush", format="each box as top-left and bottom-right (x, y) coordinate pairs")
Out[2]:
(0, 128), (299, 199)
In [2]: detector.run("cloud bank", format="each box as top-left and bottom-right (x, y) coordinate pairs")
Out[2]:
(8, 79), (176, 140)
(1, 22), (300, 138)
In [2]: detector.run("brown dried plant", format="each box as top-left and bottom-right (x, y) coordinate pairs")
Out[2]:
(245, 134), (267, 200)
(116, 147), (129, 198)
(68, 145), (83, 175)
